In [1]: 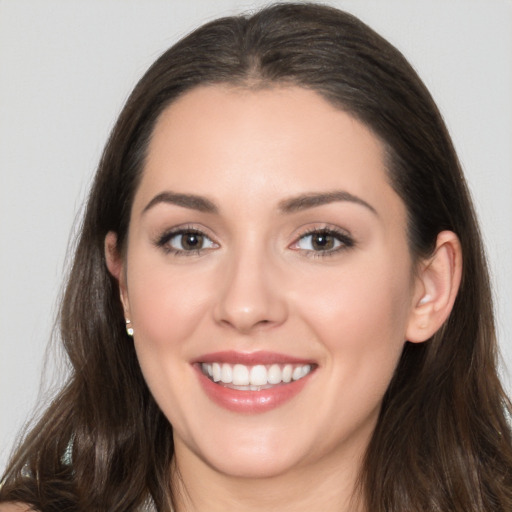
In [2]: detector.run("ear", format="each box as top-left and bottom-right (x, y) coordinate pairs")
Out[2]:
(105, 231), (130, 317)
(406, 230), (462, 343)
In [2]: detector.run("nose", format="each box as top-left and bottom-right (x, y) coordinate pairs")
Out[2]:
(213, 246), (288, 334)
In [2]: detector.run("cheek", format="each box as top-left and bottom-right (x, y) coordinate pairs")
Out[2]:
(126, 258), (214, 356)
(295, 255), (412, 372)
(290, 258), (412, 438)
(128, 258), (218, 396)
(126, 259), (216, 423)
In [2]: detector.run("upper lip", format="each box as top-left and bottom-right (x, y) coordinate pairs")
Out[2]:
(192, 350), (315, 366)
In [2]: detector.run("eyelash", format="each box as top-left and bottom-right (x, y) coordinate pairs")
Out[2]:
(154, 226), (354, 258)
(155, 226), (218, 256)
(292, 227), (355, 258)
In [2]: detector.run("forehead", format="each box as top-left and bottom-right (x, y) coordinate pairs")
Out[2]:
(135, 85), (403, 221)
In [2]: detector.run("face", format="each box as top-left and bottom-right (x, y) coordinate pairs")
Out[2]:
(117, 86), (420, 479)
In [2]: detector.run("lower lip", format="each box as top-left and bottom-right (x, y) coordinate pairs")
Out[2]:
(194, 366), (313, 413)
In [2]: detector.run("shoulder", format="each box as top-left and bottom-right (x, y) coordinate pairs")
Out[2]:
(0, 503), (35, 512)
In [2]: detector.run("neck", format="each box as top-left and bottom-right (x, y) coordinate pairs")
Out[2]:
(170, 441), (367, 512)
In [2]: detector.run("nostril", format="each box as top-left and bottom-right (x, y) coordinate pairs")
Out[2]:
(212, 261), (289, 332)
(219, 316), (273, 333)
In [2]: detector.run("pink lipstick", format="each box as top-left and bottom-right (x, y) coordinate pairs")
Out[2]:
(193, 351), (316, 413)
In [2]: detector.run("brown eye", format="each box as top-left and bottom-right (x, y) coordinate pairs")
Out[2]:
(295, 229), (354, 253)
(166, 230), (216, 252)
(181, 232), (203, 250)
(310, 232), (335, 250)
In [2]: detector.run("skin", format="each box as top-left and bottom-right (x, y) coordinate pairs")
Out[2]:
(106, 85), (461, 512)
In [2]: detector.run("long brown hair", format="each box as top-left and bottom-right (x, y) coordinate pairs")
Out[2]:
(1, 3), (511, 511)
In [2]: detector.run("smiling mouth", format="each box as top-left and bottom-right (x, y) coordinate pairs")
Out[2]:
(200, 362), (314, 391)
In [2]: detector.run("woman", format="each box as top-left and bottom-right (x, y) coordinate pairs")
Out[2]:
(1, 3), (511, 511)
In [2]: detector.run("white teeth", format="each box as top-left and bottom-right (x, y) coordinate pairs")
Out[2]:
(250, 365), (268, 386)
(212, 362), (221, 382)
(282, 364), (293, 383)
(267, 364), (282, 384)
(201, 362), (313, 387)
(293, 364), (311, 380)
(232, 364), (250, 385)
(292, 366), (303, 381)
(221, 363), (232, 383)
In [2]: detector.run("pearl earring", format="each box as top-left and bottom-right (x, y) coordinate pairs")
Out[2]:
(125, 319), (134, 337)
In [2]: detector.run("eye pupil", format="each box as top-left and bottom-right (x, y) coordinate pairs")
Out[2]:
(312, 233), (334, 250)
(182, 233), (203, 250)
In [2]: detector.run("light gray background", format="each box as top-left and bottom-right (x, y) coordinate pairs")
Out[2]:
(1, 0), (511, 473)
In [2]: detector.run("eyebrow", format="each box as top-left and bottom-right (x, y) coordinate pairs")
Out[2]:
(278, 191), (378, 215)
(142, 191), (218, 214)
(142, 189), (377, 217)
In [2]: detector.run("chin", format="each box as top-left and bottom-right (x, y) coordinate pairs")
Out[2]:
(176, 419), (312, 480)
(204, 449), (303, 480)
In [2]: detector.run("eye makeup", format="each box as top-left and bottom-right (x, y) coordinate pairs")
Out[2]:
(290, 226), (355, 258)
(152, 222), (355, 259)
(153, 225), (219, 256)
